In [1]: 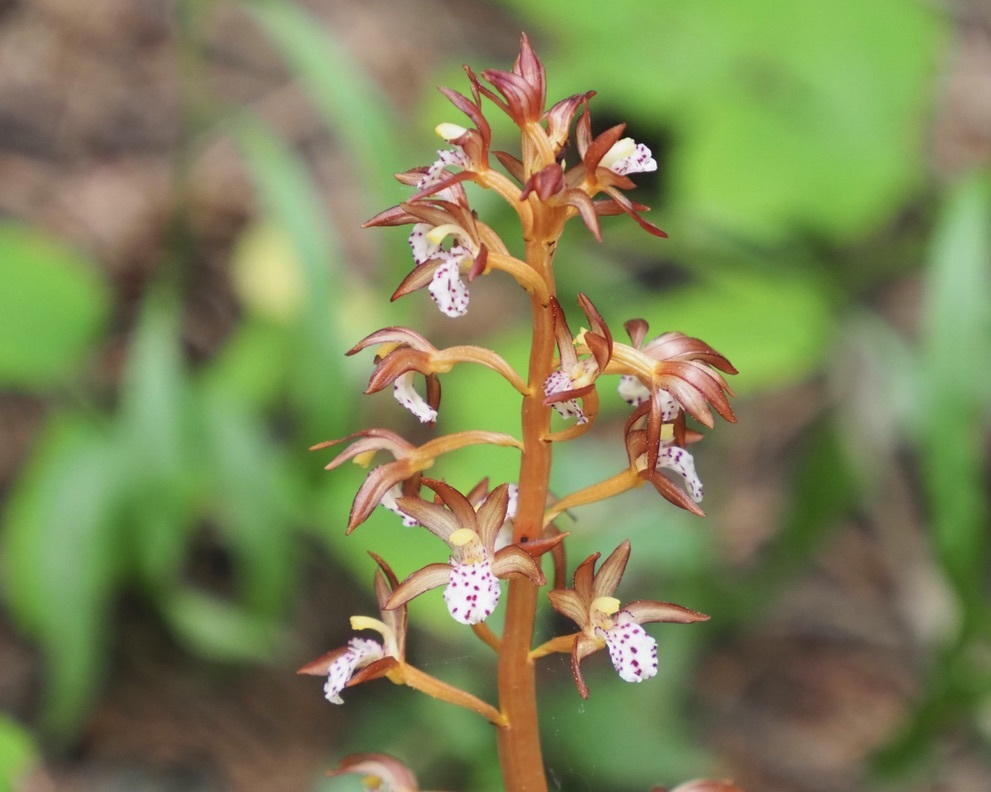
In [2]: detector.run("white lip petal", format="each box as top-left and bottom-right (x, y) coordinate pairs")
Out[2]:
(409, 223), (440, 265)
(603, 612), (658, 683)
(443, 559), (501, 625)
(392, 371), (437, 423)
(606, 140), (657, 175)
(657, 444), (703, 502)
(544, 369), (588, 424)
(323, 638), (385, 704)
(428, 255), (470, 317)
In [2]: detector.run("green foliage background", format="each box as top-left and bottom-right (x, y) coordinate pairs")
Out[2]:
(1, 0), (988, 790)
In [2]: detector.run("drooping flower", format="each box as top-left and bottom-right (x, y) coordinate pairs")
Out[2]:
(543, 293), (613, 427)
(298, 553), (406, 704)
(311, 429), (522, 532)
(547, 540), (708, 698)
(613, 319), (737, 430)
(606, 318), (737, 513)
(346, 326), (528, 425)
(385, 479), (545, 625)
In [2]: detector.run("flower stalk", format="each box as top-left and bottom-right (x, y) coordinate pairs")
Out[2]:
(302, 33), (743, 792)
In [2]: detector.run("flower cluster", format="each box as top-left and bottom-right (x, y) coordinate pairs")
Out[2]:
(302, 32), (743, 792)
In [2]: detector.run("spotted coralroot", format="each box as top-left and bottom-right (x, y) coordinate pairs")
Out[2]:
(304, 32), (743, 792)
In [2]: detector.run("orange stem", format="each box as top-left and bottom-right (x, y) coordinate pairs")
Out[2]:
(497, 237), (557, 791)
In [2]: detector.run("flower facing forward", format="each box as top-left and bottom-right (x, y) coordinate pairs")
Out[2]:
(546, 540), (708, 698)
(386, 479), (545, 624)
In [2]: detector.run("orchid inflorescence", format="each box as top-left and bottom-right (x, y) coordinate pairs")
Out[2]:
(301, 34), (740, 791)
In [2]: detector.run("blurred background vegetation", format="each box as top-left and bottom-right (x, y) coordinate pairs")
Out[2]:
(0, 0), (989, 790)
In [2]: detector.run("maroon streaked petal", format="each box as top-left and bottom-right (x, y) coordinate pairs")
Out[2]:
(386, 562), (454, 611)
(624, 599), (710, 626)
(592, 540), (631, 598)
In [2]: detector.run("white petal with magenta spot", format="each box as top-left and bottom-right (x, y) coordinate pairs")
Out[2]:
(428, 254), (470, 317)
(603, 612), (658, 683)
(392, 371), (437, 423)
(657, 444), (703, 502)
(443, 560), (500, 625)
(324, 638), (385, 704)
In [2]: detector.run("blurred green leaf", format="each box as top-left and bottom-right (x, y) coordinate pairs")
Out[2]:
(231, 114), (363, 434)
(241, 0), (403, 208)
(918, 170), (991, 635)
(164, 587), (283, 663)
(195, 386), (298, 616)
(0, 223), (110, 387)
(0, 716), (39, 791)
(116, 289), (201, 590)
(1, 414), (122, 739)
(625, 263), (835, 395)
(498, 0), (945, 240)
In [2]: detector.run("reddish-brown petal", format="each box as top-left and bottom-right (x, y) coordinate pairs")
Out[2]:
(583, 123), (627, 175)
(370, 553), (406, 655)
(624, 599), (709, 625)
(513, 32), (546, 111)
(591, 540), (631, 599)
(475, 482), (511, 548)
(386, 562), (454, 611)
(643, 468), (706, 517)
(348, 461), (415, 532)
(347, 326), (436, 356)
(571, 551), (600, 602)
(491, 545), (545, 585)
(545, 91), (595, 152)
(391, 260), (441, 302)
(602, 187), (668, 237)
(571, 633), (601, 699)
(521, 162), (566, 201)
(494, 150), (525, 183)
(624, 318), (650, 349)
(393, 495), (462, 542)
(297, 645), (350, 676)
(347, 655), (401, 687)
(563, 189), (603, 240)
(547, 588), (588, 628)
(311, 429), (413, 470)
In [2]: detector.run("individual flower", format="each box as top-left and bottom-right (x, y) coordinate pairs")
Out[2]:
(607, 318), (737, 512)
(298, 553), (406, 704)
(543, 293), (613, 427)
(346, 326), (528, 424)
(311, 429), (523, 532)
(614, 319), (737, 430)
(572, 106), (668, 238)
(547, 540), (708, 698)
(325, 753), (420, 792)
(386, 479), (545, 625)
